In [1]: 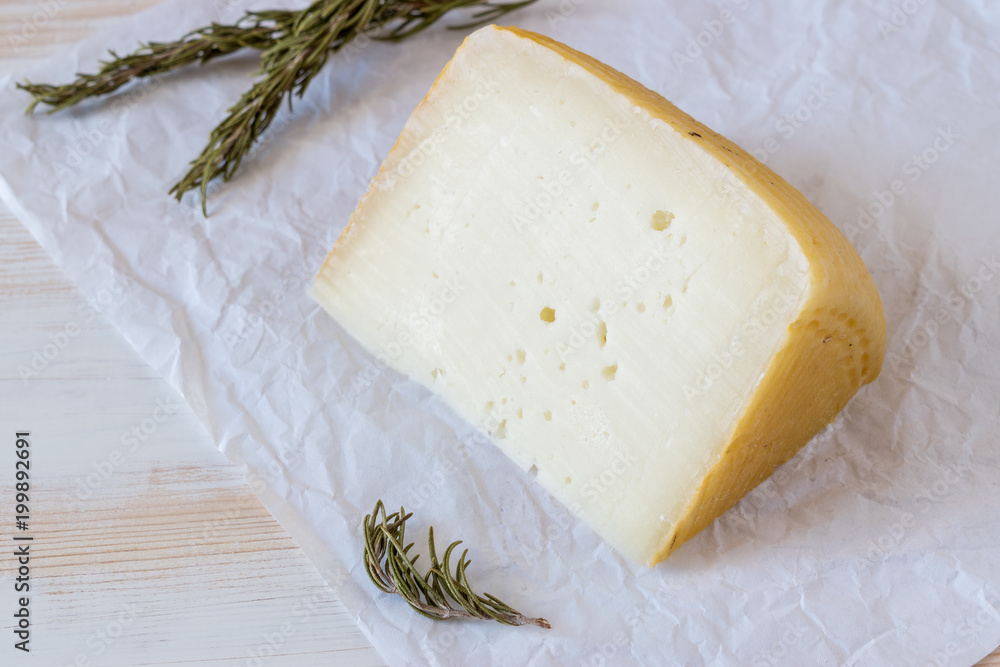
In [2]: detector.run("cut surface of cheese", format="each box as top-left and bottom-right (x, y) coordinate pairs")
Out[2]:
(311, 26), (885, 566)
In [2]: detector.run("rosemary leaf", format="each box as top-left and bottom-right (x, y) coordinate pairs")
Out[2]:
(18, 0), (538, 214)
(363, 500), (550, 629)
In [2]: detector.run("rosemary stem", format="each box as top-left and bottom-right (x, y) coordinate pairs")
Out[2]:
(18, 0), (539, 212)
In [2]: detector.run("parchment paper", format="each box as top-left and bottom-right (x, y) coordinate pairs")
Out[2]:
(2, 0), (999, 664)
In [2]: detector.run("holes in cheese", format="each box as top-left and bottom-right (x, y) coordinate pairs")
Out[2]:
(651, 210), (674, 231)
(311, 25), (885, 566)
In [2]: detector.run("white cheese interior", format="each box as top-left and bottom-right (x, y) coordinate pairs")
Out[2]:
(312, 29), (810, 563)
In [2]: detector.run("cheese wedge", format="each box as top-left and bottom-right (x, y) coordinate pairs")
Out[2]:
(311, 25), (885, 566)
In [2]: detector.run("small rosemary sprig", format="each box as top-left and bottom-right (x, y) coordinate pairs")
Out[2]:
(363, 500), (550, 628)
(18, 0), (537, 214)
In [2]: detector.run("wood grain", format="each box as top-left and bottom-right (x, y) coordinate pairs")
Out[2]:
(0, 2), (996, 666)
(0, 5), (386, 662)
(0, 210), (388, 666)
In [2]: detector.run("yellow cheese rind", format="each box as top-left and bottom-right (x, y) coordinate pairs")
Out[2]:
(504, 27), (885, 563)
(315, 26), (886, 566)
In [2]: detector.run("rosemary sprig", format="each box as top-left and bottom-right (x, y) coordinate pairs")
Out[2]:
(18, 0), (537, 214)
(363, 500), (550, 628)
(17, 14), (295, 114)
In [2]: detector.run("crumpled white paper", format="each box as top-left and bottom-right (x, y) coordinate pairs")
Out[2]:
(3, 0), (1000, 664)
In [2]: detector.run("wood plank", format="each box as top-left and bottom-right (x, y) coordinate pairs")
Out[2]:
(0, 6), (382, 662)
(1, 199), (385, 665)
(0, 0), (164, 62)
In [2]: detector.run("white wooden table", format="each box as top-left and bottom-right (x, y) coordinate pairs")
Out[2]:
(0, 3), (384, 664)
(0, 2), (996, 666)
